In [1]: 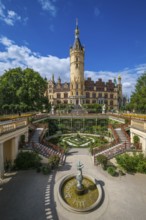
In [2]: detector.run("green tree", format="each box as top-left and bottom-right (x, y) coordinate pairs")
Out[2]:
(129, 72), (146, 113)
(0, 67), (50, 113)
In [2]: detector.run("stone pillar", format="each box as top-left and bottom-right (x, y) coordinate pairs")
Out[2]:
(130, 131), (134, 144)
(0, 143), (4, 178)
(25, 131), (29, 142)
(143, 138), (146, 156)
(11, 137), (19, 162)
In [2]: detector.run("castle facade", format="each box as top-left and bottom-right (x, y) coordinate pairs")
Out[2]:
(46, 22), (122, 110)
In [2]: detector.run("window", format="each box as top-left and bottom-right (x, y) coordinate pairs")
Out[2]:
(86, 92), (90, 98)
(110, 100), (113, 106)
(110, 94), (113, 99)
(57, 93), (61, 99)
(104, 93), (108, 98)
(76, 63), (78, 68)
(92, 93), (96, 98)
(64, 93), (68, 98)
(76, 57), (78, 62)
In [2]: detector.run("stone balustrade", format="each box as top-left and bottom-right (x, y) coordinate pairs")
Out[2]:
(131, 119), (146, 131)
(0, 119), (28, 135)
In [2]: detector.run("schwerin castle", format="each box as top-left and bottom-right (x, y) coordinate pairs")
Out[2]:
(46, 22), (122, 111)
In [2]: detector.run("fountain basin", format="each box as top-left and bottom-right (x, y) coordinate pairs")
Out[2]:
(58, 174), (102, 213)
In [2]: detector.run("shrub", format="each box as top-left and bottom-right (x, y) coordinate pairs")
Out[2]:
(14, 151), (41, 170)
(42, 166), (51, 175)
(136, 161), (146, 173)
(107, 166), (116, 176)
(133, 135), (140, 144)
(96, 154), (108, 170)
(48, 155), (60, 169)
(116, 153), (146, 173)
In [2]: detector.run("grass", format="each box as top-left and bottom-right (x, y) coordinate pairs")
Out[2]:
(61, 177), (99, 209)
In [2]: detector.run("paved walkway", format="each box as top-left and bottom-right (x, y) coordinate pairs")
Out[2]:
(0, 148), (146, 220)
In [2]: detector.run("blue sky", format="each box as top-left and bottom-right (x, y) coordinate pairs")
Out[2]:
(0, 0), (146, 97)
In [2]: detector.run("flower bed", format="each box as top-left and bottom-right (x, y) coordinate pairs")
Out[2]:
(62, 134), (95, 148)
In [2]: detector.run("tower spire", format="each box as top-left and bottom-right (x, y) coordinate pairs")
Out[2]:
(76, 18), (78, 27)
(75, 18), (79, 39)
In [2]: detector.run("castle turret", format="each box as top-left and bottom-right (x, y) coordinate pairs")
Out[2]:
(69, 20), (85, 105)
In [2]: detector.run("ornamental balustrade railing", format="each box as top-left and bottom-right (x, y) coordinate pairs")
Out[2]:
(0, 119), (28, 136)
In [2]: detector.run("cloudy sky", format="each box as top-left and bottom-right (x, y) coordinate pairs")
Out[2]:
(0, 0), (146, 97)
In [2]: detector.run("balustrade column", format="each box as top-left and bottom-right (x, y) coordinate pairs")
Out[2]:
(11, 137), (19, 162)
(0, 143), (4, 178)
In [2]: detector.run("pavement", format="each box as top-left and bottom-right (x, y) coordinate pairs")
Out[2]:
(0, 148), (146, 220)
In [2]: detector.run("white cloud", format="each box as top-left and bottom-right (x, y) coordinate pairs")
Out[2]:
(0, 36), (69, 81)
(0, 0), (22, 26)
(38, 0), (57, 17)
(0, 36), (13, 46)
(0, 36), (146, 97)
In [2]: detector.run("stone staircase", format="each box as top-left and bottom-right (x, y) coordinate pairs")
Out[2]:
(30, 128), (65, 164)
(115, 128), (130, 146)
(94, 127), (131, 164)
(31, 128), (43, 143)
(71, 105), (87, 115)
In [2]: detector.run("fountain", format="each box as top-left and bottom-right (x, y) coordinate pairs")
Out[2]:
(58, 161), (102, 213)
(76, 161), (84, 194)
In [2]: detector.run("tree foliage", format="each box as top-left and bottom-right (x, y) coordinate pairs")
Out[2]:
(0, 67), (50, 113)
(129, 72), (146, 113)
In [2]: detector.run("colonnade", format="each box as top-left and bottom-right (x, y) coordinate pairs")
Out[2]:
(0, 120), (28, 178)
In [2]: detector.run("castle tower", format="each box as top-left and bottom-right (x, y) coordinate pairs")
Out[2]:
(69, 20), (85, 105)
